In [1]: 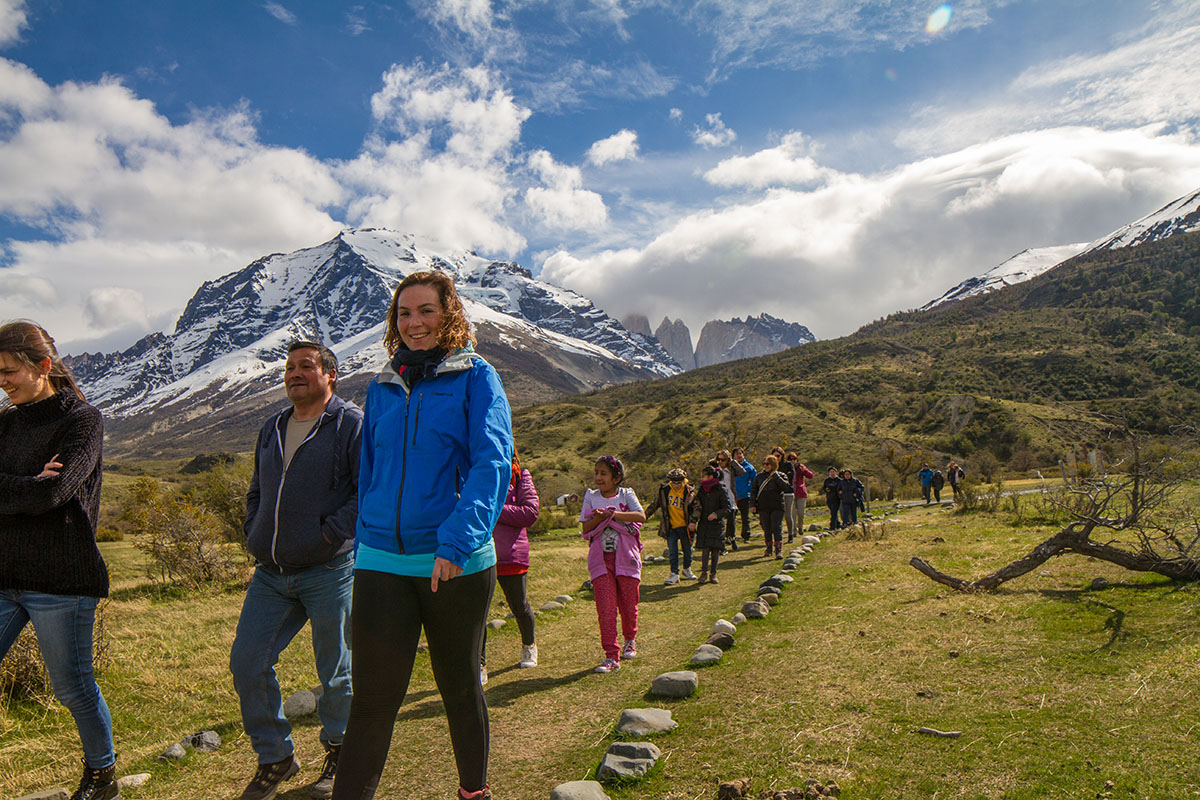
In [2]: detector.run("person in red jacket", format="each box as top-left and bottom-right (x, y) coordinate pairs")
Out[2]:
(790, 455), (815, 537)
(482, 453), (540, 682)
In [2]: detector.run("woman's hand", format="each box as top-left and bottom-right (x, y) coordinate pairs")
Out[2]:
(707, 512), (717, 521)
(431, 557), (463, 592)
(38, 454), (62, 478)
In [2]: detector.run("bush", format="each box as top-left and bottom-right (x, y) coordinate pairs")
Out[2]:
(95, 526), (124, 542)
(528, 504), (581, 536)
(121, 478), (248, 588)
(185, 458), (254, 543)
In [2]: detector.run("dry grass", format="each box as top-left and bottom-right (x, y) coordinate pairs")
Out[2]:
(4, 505), (1199, 799)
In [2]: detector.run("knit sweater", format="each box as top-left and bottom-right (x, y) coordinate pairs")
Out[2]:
(0, 389), (108, 597)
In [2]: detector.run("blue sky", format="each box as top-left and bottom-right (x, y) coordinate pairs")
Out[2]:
(2, 0), (1200, 353)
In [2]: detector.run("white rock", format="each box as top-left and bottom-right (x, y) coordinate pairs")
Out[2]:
(117, 774), (151, 789)
(487, 618), (507, 630)
(712, 619), (736, 636)
(732, 612), (747, 624)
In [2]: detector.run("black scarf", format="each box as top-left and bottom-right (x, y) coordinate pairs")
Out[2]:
(390, 346), (448, 390)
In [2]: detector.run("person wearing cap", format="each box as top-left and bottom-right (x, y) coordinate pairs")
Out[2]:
(644, 467), (696, 585)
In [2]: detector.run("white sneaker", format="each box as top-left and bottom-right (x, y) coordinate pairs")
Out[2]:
(479, 665), (488, 685)
(664, 573), (679, 585)
(621, 639), (638, 659)
(519, 644), (538, 668)
(681, 568), (697, 580)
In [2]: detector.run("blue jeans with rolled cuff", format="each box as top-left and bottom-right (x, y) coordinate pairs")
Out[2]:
(229, 552), (354, 763)
(0, 590), (116, 768)
(665, 526), (693, 574)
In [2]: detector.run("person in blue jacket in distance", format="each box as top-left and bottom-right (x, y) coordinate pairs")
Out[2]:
(332, 271), (513, 800)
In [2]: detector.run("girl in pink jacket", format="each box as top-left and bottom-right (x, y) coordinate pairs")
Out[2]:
(579, 455), (646, 673)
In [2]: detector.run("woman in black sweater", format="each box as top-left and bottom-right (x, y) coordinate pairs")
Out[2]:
(0, 321), (117, 800)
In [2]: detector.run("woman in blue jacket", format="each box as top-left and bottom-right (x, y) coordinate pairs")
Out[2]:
(333, 271), (513, 800)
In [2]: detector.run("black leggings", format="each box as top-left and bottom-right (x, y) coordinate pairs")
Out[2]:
(699, 546), (721, 575)
(482, 572), (535, 665)
(332, 567), (495, 799)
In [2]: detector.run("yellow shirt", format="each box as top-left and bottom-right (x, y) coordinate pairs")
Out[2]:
(668, 484), (688, 529)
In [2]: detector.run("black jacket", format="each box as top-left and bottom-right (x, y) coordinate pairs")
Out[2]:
(822, 476), (841, 505)
(751, 471), (792, 513)
(689, 481), (732, 548)
(838, 477), (865, 507)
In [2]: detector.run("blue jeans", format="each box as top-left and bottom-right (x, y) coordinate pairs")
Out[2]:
(230, 553), (354, 763)
(0, 590), (115, 768)
(665, 527), (692, 573)
(840, 502), (859, 527)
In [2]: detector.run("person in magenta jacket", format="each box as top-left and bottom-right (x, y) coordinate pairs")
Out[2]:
(791, 457), (815, 537)
(482, 454), (540, 681)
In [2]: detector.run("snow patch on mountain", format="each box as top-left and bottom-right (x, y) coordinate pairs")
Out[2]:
(922, 243), (1088, 311)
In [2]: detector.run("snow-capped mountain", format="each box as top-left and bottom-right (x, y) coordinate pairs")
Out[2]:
(68, 229), (680, 454)
(1086, 188), (1200, 251)
(923, 186), (1200, 311)
(921, 243), (1089, 311)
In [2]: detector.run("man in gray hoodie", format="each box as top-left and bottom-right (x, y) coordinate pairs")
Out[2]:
(230, 341), (363, 800)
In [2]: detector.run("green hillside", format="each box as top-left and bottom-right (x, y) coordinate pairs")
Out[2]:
(512, 231), (1200, 501)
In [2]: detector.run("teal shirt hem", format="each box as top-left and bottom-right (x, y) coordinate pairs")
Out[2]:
(354, 539), (497, 577)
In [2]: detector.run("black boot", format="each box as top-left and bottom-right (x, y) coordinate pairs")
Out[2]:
(71, 761), (120, 800)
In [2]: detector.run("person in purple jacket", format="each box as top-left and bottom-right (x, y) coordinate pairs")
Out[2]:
(480, 452), (540, 683)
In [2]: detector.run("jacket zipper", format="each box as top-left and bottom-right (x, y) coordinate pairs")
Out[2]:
(393, 388), (418, 553)
(271, 411), (327, 567)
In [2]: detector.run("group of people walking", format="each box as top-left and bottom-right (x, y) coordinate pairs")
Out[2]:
(918, 462), (966, 503)
(1, 268), (971, 800)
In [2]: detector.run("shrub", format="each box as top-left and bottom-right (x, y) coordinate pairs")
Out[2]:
(95, 526), (124, 542)
(185, 458), (254, 543)
(121, 478), (248, 588)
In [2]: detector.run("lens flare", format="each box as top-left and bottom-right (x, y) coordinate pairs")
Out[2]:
(884, 67), (898, 82)
(926, 4), (952, 34)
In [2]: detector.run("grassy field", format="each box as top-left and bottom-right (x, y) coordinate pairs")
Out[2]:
(3, 498), (1198, 799)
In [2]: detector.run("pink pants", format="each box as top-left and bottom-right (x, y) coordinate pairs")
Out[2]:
(592, 551), (640, 660)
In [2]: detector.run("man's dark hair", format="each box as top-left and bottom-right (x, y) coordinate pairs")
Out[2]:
(288, 340), (338, 389)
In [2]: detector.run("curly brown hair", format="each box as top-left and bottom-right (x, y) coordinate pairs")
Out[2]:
(382, 270), (475, 356)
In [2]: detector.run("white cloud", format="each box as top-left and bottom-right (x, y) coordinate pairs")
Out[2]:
(896, 5), (1200, 156)
(345, 6), (370, 36)
(83, 287), (149, 331)
(524, 150), (607, 230)
(692, 112), (736, 148)
(669, 108), (683, 121)
(263, 2), (297, 25)
(342, 61), (531, 254)
(686, 0), (1002, 80)
(0, 0), (27, 47)
(431, 0), (494, 39)
(587, 129), (638, 166)
(704, 132), (833, 188)
(542, 127), (1200, 339)
(0, 66), (344, 348)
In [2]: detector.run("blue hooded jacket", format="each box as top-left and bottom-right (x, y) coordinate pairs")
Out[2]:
(355, 347), (513, 574)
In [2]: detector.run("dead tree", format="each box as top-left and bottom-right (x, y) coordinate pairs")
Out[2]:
(911, 427), (1200, 591)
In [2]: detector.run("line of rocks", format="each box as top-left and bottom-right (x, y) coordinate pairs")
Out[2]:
(551, 533), (836, 799)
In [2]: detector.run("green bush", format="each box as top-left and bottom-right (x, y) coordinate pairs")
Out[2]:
(121, 478), (248, 588)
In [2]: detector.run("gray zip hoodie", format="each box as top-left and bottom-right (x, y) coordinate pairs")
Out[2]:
(244, 394), (363, 573)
